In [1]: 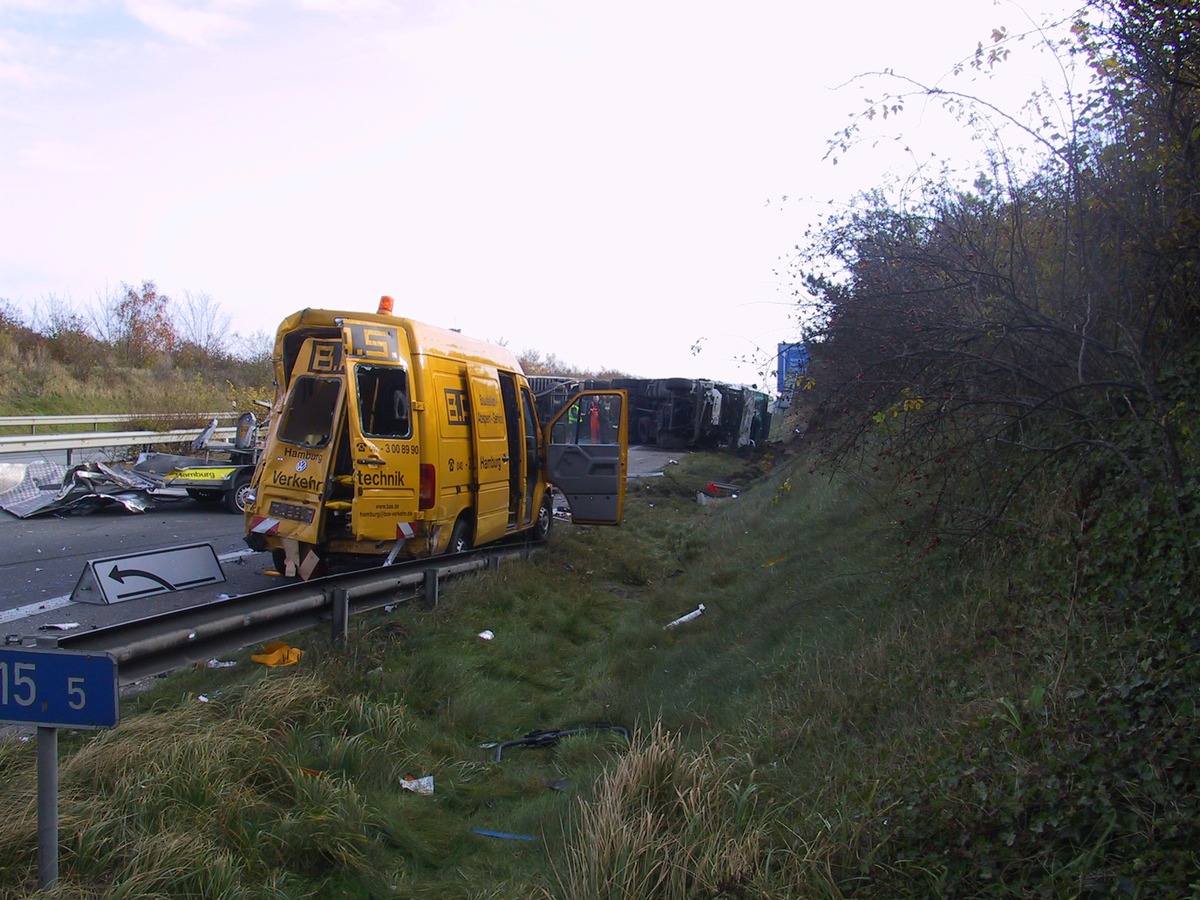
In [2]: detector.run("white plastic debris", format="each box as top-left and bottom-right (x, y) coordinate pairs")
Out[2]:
(400, 775), (435, 795)
(478, 630), (495, 641)
(206, 658), (237, 668)
(664, 603), (706, 629)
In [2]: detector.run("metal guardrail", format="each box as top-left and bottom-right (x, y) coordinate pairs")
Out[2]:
(0, 413), (242, 461)
(54, 546), (527, 685)
(0, 413), (234, 434)
(0, 428), (236, 455)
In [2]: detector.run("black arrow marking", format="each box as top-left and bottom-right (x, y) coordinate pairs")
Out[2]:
(108, 565), (175, 592)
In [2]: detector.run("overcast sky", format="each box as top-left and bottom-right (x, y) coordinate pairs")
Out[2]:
(0, 0), (1084, 388)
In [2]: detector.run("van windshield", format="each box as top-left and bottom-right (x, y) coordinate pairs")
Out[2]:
(356, 365), (412, 438)
(279, 376), (342, 448)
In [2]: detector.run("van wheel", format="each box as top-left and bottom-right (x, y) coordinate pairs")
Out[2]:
(448, 518), (472, 554)
(533, 495), (553, 542)
(225, 471), (253, 514)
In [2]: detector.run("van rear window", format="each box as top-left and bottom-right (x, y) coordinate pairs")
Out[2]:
(356, 365), (412, 438)
(279, 376), (342, 448)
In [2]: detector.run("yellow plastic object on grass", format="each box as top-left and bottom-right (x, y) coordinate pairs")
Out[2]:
(251, 641), (303, 667)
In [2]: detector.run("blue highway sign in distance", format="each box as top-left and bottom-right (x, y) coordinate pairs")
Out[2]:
(0, 648), (119, 730)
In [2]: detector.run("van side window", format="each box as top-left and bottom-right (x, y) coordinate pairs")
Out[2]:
(279, 376), (342, 448)
(357, 365), (412, 438)
(552, 395), (622, 445)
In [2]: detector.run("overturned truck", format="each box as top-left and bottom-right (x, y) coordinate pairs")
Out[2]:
(529, 376), (771, 450)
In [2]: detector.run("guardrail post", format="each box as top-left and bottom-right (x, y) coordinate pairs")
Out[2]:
(424, 570), (439, 609)
(331, 587), (349, 642)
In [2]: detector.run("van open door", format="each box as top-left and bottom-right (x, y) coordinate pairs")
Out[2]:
(546, 390), (628, 524)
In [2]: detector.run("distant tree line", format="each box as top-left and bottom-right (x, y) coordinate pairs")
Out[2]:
(0, 281), (272, 388)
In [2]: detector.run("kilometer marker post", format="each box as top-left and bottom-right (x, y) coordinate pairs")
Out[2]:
(0, 637), (119, 889)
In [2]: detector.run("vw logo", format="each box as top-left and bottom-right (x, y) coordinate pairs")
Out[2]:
(296, 460), (308, 473)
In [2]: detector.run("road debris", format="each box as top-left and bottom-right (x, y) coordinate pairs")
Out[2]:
(493, 722), (630, 762)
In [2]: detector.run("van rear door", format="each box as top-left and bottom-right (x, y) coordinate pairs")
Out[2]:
(251, 341), (346, 545)
(341, 321), (422, 542)
(546, 390), (628, 524)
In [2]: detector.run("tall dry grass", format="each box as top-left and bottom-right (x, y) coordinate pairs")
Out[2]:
(545, 723), (763, 899)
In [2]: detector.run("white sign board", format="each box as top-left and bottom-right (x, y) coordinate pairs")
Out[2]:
(71, 543), (225, 605)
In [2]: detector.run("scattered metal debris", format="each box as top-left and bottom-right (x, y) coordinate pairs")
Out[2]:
(493, 722), (630, 762)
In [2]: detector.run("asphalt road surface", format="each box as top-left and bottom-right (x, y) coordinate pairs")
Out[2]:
(0, 447), (682, 638)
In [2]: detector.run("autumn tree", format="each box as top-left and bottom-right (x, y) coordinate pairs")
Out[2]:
(92, 280), (177, 368)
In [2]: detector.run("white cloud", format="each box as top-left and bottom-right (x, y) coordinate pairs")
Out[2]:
(123, 0), (248, 45)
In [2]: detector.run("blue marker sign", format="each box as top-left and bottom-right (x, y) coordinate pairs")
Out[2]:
(0, 648), (119, 730)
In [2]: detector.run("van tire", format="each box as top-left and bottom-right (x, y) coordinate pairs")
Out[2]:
(225, 471), (253, 514)
(533, 495), (553, 542)
(448, 518), (472, 554)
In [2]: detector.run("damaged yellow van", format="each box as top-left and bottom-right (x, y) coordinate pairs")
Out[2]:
(244, 297), (627, 578)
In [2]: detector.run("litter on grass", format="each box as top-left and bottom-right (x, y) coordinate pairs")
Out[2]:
(251, 641), (303, 667)
(400, 775), (435, 795)
(664, 603), (706, 629)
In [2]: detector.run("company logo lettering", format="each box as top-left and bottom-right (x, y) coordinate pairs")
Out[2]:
(357, 471), (407, 488)
(270, 470), (323, 492)
(345, 324), (400, 360)
(305, 340), (343, 374)
(445, 388), (468, 426)
(284, 446), (323, 462)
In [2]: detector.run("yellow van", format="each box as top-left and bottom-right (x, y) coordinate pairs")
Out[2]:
(244, 298), (627, 578)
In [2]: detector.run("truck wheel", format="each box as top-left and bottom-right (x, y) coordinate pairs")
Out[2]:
(663, 377), (695, 392)
(533, 494), (553, 542)
(448, 518), (472, 554)
(225, 471), (253, 514)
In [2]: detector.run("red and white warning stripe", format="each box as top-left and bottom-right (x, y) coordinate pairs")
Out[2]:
(396, 521), (417, 540)
(250, 516), (281, 535)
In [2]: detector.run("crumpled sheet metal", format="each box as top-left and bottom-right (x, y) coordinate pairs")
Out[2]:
(0, 460), (170, 518)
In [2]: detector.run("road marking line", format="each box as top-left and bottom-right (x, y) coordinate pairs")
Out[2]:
(0, 595), (74, 625)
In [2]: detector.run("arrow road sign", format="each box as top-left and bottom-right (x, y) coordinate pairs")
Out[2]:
(71, 543), (225, 605)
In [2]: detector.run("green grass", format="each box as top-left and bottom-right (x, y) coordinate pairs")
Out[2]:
(1, 444), (1196, 897)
